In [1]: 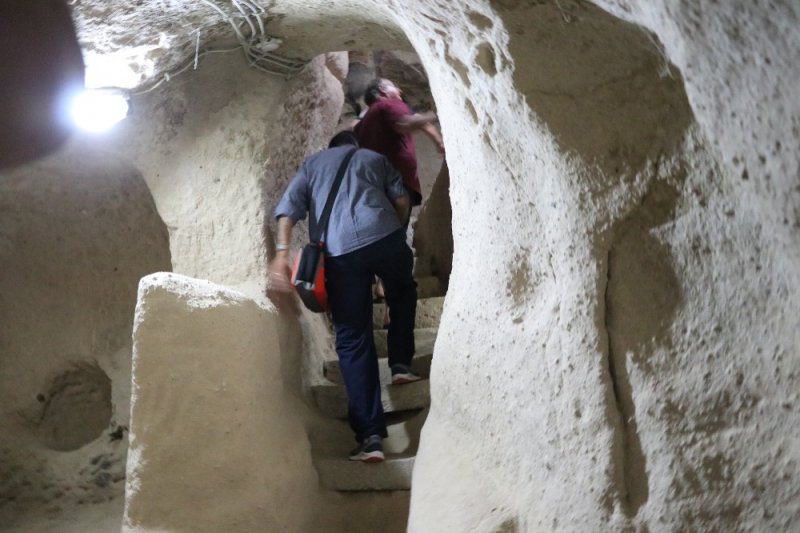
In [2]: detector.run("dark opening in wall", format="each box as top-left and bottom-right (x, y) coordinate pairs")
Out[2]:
(37, 362), (112, 452)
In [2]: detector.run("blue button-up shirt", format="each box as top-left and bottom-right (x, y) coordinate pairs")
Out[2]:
(274, 146), (408, 256)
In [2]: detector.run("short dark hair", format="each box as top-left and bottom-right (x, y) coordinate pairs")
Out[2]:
(363, 78), (384, 106)
(328, 130), (359, 148)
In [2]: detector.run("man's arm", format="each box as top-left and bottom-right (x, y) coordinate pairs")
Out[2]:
(267, 216), (295, 295)
(392, 111), (438, 135)
(420, 121), (445, 155)
(392, 195), (410, 224)
(382, 156), (411, 222)
(392, 111), (445, 154)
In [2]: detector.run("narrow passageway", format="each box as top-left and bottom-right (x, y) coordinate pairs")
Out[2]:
(300, 49), (453, 529)
(3, 1), (797, 531)
(309, 255), (445, 491)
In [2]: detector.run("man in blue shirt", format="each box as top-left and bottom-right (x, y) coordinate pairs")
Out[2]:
(268, 131), (420, 462)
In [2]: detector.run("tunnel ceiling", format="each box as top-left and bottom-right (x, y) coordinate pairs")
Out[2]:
(70, 0), (410, 90)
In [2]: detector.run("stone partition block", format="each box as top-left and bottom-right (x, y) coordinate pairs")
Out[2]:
(123, 273), (317, 533)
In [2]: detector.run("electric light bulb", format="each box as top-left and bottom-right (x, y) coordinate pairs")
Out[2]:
(69, 89), (130, 133)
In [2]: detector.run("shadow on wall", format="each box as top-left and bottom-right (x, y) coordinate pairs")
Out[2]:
(607, 178), (684, 365)
(261, 54), (344, 264)
(488, 0), (695, 520)
(605, 176), (685, 516)
(413, 162), (453, 290)
(0, 144), (171, 509)
(500, 0), (692, 177)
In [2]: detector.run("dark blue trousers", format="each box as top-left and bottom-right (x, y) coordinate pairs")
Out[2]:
(326, 229), (417, 441)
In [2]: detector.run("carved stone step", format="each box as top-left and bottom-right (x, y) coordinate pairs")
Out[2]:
(374, 328), (439, 357)
(415, 275), (443, 298)
(314, 455), (415, 491)
(323, 353), (433, 385)
(374, 275), (441, 301)
(413, 255), (436, 278)
(312, 380), (430, 419)
(373, 296), (444, 330)
(374, 327), (437, 359)
(309, 409), (428, 491)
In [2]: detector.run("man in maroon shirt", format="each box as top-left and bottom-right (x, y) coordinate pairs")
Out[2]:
(354, 78), (444, 214)
(354, 78), (445, 324)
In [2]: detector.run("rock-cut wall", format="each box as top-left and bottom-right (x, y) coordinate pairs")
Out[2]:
(124, 274), (319, 533)
(401, 1), (799, 531)
(3, 0), (797, 531)
(0, 144), (170, 523)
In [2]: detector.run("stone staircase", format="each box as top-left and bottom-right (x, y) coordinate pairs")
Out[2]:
(308, 257), (445, 492)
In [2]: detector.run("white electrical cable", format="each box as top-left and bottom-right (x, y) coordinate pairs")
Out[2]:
(198, 0), (247, 42)
(194, 29), (200, 70)
(133, 45), (241, 95)
(243, 0), (266, 36)
(239, 0), (266, 37)
(231, 0), (257, 39)
(132, 0), (309, 93)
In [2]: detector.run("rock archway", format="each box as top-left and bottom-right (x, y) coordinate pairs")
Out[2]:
(1, 1), (798, 532)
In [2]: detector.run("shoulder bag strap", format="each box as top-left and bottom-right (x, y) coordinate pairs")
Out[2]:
(314, 147), (357, 245)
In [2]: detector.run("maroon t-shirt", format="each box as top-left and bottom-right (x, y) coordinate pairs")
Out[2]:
(354, 98), (422, 206)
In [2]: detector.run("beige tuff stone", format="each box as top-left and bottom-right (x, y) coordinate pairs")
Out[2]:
(124, 273), (318, 532)
(1, 0), (798, 532)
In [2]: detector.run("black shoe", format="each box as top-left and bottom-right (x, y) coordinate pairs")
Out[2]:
(348, 434), (384, 463)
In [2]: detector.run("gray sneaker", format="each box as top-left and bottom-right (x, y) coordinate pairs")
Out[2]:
(390, 364), (422, 385)
(349, 435), (384, 463)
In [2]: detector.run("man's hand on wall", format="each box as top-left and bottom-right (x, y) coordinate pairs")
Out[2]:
(267, 254), (293, 309)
